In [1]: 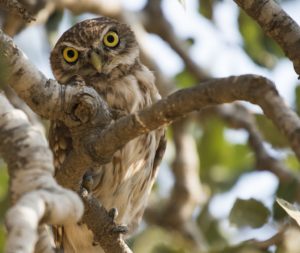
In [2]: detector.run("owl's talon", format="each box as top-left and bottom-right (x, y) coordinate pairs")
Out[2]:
(81, 172), (94, 193)
(68, 74), (85, 86)
(111, 225), (128, 234)
(108, 208), (118, 220)
(110, 109), (127, 120)
(79, 187), (89, 198)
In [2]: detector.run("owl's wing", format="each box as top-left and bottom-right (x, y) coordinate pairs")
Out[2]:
(49, 121), (73, 251)
(152, 129), (167, 179)
(49, 121), (73, 173)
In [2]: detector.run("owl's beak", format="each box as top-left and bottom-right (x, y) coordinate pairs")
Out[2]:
(90, 51), (102, 73)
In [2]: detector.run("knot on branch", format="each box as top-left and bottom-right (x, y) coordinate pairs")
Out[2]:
(55, 77), (114, 164)
(59, 79), (112, 129)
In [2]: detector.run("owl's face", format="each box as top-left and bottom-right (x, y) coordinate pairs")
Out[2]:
(50, 17), (139, 84)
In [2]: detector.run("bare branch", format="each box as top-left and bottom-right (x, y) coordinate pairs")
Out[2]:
(245, 223), (288, 250)
(203, 104), (292, 178)
(88, 76), (300, 163)
(142, 0), (210, 81)
(0, 93), (83, 253)
(2, 24), (300, 177)
(0, 0), (35, 22)
(53, 0), (121, 18)
(234, 0), (300, 76)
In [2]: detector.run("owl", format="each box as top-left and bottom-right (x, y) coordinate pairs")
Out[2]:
(49, 17), (166, 253)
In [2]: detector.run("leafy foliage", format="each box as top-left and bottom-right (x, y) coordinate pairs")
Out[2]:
(0, 164), (8, 253)
(229, 198), (270, 228)
(255, 114), (288, 148)
(198, 117), (253, 192)
(238, 10), (284, 68)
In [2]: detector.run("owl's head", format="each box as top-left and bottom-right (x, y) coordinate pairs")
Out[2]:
(50, 17), (139, 84)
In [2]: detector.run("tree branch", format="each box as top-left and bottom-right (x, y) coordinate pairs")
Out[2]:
(142, 0), (210, 81)
(0, 0), (36, 22)
(202, 104), (293, 179)
(145, 119), (206, 248)
(2, 23), (300, 252)
(234, 0), (300, 77)
(0, 93), (83, 253)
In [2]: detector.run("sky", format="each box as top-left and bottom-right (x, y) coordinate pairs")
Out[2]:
(12, 0), (300, 243)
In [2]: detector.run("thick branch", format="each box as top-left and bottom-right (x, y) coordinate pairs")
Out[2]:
(234, 0), (300, 76)
(0, 0), (36, 22)
(0, 93), (83, 253)
(91, 75), (300, 163)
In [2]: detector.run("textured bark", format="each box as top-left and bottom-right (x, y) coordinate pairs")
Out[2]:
(89, 75), (300, 162)
(0, 0), (35, 22)
(0, 93), (83, 253)
(1, 1), (300, 252)
(234, 0), (300, 76)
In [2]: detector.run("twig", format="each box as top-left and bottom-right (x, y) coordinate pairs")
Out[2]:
(245, 223), (288, 250)
(142, 0), (210, 81)
(234, 0), (300, 77)
(202, 104), (294, 180)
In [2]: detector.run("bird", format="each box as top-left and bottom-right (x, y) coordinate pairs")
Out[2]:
(48, 17), (166, 253)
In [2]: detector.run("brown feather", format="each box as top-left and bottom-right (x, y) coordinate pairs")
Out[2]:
(49, 17), (165, 253)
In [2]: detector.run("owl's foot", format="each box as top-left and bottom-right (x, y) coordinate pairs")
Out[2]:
(111, 224), (128, 234)
(68, 74), (86, 86)
(110, 108), (127, 120)
(108, 208), (128, 234)
(80, 171), (94, 196)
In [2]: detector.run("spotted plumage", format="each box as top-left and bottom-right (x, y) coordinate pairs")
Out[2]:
(49, 17), (165, 253)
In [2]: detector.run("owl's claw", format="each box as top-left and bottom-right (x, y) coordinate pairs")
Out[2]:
(110, 109), (127, 120)
(68, 74), (85, 86)
(81, 172), (94, 193)
(111, 225), (128, 234)
(108, 207), (118, 220)
(108, 208), (128, 234)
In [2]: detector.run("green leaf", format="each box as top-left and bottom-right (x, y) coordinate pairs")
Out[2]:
(199, 0), (214, 20)
(277, 198), (300, 226)
(45, 10), (64, 48)
(255, 114), (288, 148)
(175, 68), (197, 88)
(273, 178), (298, 220)
(0, 165), (8, 200)
(295, 85), (300, 115)
(198, 117), (253, 192)
(197, 203), (227, 247)
(238, 10), (284, 68)
(152, 244), (186, 253)
(0, 225), (5, 253)
(229, 198), (270, 228)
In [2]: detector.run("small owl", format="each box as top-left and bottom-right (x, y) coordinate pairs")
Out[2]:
(49, 17), (166, 252)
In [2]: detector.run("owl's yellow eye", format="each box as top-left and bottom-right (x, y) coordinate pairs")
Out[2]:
(63, 47), (79, 63)
(103, 31), (119, 48)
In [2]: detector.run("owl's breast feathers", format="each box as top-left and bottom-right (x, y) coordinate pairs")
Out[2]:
(49, 64), (166, 252)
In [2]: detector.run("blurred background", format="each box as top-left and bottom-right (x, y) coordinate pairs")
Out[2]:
(1, 0), (300, 252)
